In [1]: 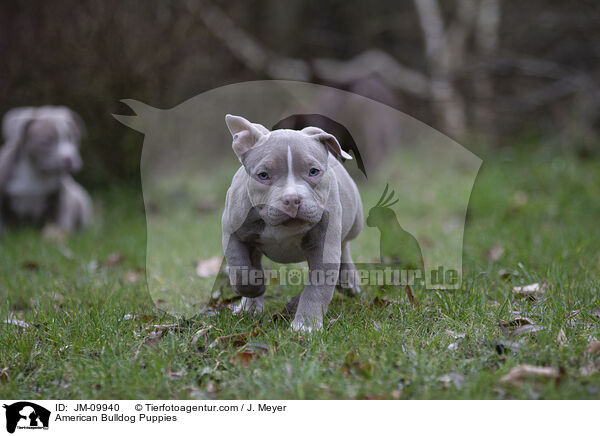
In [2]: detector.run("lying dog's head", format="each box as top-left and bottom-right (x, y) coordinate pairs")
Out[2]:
(225, 114), (352, 227)
(2, 106), (85, 174)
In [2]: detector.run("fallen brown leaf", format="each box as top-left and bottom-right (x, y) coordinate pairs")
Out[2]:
(556, 329), (567, 346)
(512, 282), (547, 301)
(100, 252), (127, 267)
(498, 317), (542, 337)
(500, 364), (561, 387)
(404, 284), (419, 307)
(124, 268), (144, 284)
(485, 245), (505, 262)
(192, 326), (215, 348)
(21, 261), (40, 270)
(144, 323), (180, 332)
(143, 330), (165, 347)
(230, 350), (256, 367)
(372, 296), (398, 307)
(0, 367), (9, 382)
(209, 329), (262, 349)
(585, 341), (600, 354)
(510, 324), (544, 338)
(196, 256), (222, 278)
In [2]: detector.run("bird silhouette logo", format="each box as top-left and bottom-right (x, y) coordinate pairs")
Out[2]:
(366, 184), (424, 271)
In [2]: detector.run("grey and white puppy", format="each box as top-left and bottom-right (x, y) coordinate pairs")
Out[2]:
(222, 115), (363, 332)
(0, 106), (92, 235)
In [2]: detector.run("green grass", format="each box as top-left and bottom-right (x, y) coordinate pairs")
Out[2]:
(1, 144), (599, 399)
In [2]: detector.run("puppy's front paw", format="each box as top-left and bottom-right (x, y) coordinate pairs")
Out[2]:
(232, 296), (264, 316)
(290, 317), (322, 333)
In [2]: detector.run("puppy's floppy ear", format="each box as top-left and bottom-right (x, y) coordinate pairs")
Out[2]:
(2, 107), (37, 145)
(225, 114), (269, 162)
(301, 126), (353, 161)
(0, 108), (36, 188)
(62, 107), (87, 141)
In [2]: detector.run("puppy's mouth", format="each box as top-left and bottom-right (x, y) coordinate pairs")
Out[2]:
(280, 218), (308, 227)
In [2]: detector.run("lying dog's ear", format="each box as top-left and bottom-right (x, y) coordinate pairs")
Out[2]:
(301, 126), (353, 161)
(225, 114), (269, 162)
(0, 108), (37, 188)
(2, 107), (37, 145)
(61, 107), (87, 141)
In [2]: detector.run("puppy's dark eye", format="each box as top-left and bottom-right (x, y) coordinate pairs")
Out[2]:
(257, 172), (270, 180)
(308, 168), (320, 176)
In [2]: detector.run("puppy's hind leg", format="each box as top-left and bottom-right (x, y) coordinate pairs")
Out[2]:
(337, 242), (361, 297)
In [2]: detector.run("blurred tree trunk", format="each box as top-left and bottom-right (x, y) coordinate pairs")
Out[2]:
(473, 0), (500, 137)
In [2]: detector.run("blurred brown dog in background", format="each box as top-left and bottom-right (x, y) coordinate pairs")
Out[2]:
(0, 106), (92, 236)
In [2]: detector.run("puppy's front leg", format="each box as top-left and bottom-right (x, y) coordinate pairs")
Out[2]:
(224, 233), (265, 314)
(292, 212), (341, 332)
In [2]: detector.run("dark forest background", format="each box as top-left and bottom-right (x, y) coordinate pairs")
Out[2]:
(2, 0), (599, 187)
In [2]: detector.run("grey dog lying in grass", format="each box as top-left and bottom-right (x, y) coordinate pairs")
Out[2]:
(0, 106), (92, 236)
(221, 115), (363, 332)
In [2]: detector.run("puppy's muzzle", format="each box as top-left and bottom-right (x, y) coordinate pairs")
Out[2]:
(280, 193), (301, 217)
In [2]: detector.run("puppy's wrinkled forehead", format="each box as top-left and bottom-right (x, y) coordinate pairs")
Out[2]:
(27, 119), (59, 140)
(242, 130), (328, 170)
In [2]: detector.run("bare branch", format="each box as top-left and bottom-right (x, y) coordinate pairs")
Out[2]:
(190, 0), (310, 81)
(312, 50), (431, 98)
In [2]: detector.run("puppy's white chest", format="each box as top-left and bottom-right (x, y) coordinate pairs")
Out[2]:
(258, 225), (310, 263)
(4, 159), (60, 218)
(5, 159), (60, 196)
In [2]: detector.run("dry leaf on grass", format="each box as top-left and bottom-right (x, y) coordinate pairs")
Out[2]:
(585, 341), (600, 355)
(0, 367), (9, 382)
(556, 329), (567, 345)
(512, 282), (547, 301)
(21, 261), (40, 270)
(372, 296), (399, 307)
(143, 330), (165, 347)
(209, 329), (262, 349)
(192, 326), (216, 348)
(500, 364), (561, 387)
(485, 245), (505, 262)
(498, 317), (543, 337)
(404, 285), (419, 306)
(230, 342), (269, 367)
(196, 257), (222, 278)
(510, 324), (544, 338)
(119, 314), (157, 323)
(230, 350), (256, 367)
(124, 269), (144, 284)
(100, 252), (127, 268)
